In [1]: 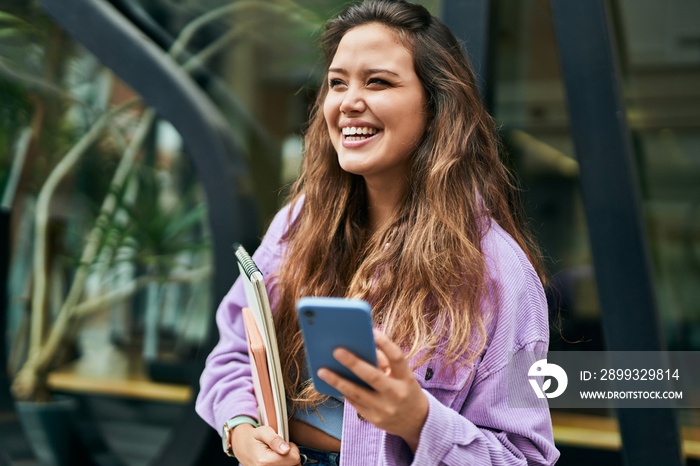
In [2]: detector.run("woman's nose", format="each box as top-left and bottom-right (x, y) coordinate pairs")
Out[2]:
(339, 87), (366, 114)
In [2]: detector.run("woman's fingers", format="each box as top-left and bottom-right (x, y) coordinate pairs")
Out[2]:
(376, 348), (391, 374)
(373, 329), (412, 379)
(317, 365), (373, 402)
(332, 347), (387, 389)
(231, 425), (301, 465)
(317, 331), (429, 446)
(320, 330), (413, 395)
(253, 426), (293, 456)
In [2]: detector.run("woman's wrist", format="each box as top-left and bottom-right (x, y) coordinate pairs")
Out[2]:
(402, 392), (429, 453)
(229, 423), (257, 460)
(402, 419), (425, 452)
(223, 416), (259, 457)
(232, 421), (256, 437)
(231, 422), (256, 453)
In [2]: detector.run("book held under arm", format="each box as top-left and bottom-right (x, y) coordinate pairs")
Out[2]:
(233, 243), (289, 441)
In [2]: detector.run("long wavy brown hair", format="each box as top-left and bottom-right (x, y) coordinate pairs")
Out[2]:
(273, 0), (544, 411)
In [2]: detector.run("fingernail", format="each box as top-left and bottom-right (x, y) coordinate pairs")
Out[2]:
(279, 443), (290, 453)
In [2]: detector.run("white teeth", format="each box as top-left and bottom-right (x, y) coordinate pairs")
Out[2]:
(342, 126), (378, 136)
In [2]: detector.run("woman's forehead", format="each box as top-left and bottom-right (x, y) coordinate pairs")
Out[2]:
(329, 23), (414, 71)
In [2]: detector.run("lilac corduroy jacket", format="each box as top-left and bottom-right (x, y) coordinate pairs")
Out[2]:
(195, 203), (560, 465)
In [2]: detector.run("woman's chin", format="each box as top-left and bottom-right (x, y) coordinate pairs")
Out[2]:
(337, 159), (369, 177)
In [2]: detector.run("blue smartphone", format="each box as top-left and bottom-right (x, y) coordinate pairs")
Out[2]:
(297, 297), (378, 398)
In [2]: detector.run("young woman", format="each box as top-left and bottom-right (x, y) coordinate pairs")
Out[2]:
(196, 1), (560, 465)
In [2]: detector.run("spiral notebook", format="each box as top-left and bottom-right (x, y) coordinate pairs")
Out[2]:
(233, 243), (288, 441)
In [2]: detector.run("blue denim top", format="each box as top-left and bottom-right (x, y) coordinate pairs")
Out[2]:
(291, 391), (344, 440)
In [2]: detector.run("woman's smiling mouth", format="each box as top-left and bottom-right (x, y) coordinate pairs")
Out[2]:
(342, 126), (381, 145)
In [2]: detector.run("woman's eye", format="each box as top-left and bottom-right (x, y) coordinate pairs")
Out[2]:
(368, 78), (390, 86)
(329, 79), (345, 88)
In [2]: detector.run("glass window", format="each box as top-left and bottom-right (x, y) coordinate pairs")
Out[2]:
(1, 3), (212, 463)
(616, 0), (700, 352)
(11, 0), (695, 462)
(494, 0), (604, 353)
(492, 0), (700, 459)
(0, 1), (439, 464)
(616, 0), (700, 434)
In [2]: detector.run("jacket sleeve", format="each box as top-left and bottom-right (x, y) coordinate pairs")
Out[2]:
(194, 205), (292, 431)
(380, 223), (560, 466)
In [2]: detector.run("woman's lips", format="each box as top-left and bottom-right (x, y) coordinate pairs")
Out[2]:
(341, 126), (381, 149)
(341, 129), (381, 148)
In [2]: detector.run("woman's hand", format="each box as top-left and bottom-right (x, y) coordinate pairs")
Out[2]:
(317, 330), (429, 451)
(230, 423), (302, 465)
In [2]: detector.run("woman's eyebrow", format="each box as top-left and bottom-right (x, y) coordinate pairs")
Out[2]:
(328, 67), (400, 78)
(365, 68), (400, 77)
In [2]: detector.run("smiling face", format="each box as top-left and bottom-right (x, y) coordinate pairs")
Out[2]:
(323, 23), (427, 191)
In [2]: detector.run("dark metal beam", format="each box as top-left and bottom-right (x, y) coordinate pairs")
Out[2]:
(440, 0), (496, 110)
(549, 0), (683, 464)
(0, 207), (15, 434)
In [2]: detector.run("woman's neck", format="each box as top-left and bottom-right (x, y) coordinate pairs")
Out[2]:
(365, 181), (405, 232)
